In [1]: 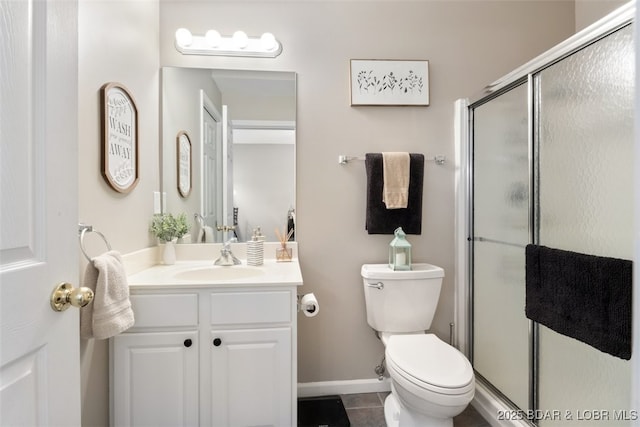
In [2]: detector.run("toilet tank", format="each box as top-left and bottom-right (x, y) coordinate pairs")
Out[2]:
(361, 263), (444, 333)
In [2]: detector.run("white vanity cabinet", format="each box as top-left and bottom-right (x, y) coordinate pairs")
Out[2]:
(111, 330), (200, 426)
(111, 283), (299, 427)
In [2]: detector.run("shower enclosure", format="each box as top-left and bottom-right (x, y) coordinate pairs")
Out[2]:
(457, 4), (634, 425)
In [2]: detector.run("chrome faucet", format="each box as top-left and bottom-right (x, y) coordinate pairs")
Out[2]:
(214, 237), (241, 266)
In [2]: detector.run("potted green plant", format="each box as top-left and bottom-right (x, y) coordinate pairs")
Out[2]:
(149, 213), (190, 264)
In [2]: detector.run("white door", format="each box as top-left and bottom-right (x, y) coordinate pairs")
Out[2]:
(0, 0), (81, 425)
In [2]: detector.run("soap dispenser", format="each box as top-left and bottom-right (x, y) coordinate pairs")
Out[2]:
(247, 228), (264, 266)
(255, 227), (265, 242)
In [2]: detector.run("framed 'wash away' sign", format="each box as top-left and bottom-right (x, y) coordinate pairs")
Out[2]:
(101, 82), (139, 193)
(177, 131), (192, 198)
(350, 59), (429, 106)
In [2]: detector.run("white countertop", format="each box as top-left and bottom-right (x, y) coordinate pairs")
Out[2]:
(127, 259), (304, 289)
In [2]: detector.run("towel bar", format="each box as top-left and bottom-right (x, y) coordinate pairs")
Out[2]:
(79, 223), (112, 261)
(338, 154), (446, 165)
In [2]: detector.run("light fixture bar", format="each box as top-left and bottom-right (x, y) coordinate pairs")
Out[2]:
(174, 28), (282, 58)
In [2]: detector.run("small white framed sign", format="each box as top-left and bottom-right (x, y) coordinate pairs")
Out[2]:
(177, 131), (192, 198)
(100, 82), (139, 193)
(350, 59), (429, 106)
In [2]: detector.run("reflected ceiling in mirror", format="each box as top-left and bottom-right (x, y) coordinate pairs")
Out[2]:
(161, 67), (296, 243)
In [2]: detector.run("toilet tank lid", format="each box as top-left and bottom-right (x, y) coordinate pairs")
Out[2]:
(361, 263), (444, 280)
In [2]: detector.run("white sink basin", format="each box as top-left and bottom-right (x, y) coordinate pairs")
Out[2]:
(172, 265), (263, 282)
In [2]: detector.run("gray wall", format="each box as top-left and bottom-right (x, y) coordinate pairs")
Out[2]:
(78, 1), (159, 426)
(575, 0), (628, 30)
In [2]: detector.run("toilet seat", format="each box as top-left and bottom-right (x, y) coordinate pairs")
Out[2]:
(386, 334), (474, 396)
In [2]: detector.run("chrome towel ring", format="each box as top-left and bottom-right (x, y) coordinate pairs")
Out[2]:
(79, 224), (112, 261)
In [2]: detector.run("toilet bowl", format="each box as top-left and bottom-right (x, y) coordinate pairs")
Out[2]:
(384, 334), (474, 427)
(361, 263), (475, 427)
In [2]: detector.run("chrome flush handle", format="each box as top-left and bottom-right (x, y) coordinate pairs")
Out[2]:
(367, 282), (384, 290)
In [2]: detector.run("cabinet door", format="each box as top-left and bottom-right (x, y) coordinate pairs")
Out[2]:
(210, 328), (292, 427)
(111, 331), (199, 427)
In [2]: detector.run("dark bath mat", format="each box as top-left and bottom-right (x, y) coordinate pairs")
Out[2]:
(298, 395), (350, 427)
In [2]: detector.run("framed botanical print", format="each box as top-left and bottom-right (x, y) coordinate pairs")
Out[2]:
(177, 131), (192, 198)
(100, 82), (139, 193)
(350, 59), (429, 106)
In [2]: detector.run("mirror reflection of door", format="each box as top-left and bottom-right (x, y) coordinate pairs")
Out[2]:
(222, 105), (235, 240)
(200, 92), (223, 243)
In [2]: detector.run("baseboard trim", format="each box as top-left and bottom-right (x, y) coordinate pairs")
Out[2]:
(297, 378), (391, 398)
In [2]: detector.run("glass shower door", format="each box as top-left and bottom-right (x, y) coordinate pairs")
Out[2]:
(472, 82), (531, 412)
(467, 8), (634, 424)
(535, 23), (634, 426)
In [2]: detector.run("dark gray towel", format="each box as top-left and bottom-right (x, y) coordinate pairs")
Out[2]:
(525, 244), (632, 360)
(365, 153), (424, 234)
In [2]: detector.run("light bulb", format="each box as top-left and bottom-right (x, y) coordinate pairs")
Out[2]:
(260, 33), (277, 51)
(232, 31), (249, 49)
(175, 28), (193, 47)
(205, 30), (222, 48)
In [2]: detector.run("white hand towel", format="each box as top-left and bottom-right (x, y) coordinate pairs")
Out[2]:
(204, 226), (215, 243)
(80, 250), (135, 340)
(382, 152), (410, 209)
(196, 226), (205, 243)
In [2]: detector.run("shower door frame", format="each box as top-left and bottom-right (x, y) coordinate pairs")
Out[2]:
(454, 3), (635, 425)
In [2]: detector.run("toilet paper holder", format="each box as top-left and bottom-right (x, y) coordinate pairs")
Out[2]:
(297, 293), (319, 316)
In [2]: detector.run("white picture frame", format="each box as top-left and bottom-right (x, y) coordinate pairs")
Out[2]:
(350, 59), (429, 106)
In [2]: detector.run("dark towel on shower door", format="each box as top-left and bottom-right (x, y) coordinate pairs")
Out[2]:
(525, 244), (632, 360)
(365, 153), (424, 234)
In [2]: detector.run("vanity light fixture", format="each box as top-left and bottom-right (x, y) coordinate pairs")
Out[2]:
(174, 28), (282, 58)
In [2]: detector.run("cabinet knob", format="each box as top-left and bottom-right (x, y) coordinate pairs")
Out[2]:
(184, 339), (192, 348)
(213, 338), (222, 347)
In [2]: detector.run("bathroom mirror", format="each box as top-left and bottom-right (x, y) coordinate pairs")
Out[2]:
(161, 67), (296, 243)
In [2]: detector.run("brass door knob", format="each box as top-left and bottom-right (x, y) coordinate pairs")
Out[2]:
(50, 282), (94, 312)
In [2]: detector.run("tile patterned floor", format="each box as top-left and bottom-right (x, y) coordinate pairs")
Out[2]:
(341, 392), (491, 427)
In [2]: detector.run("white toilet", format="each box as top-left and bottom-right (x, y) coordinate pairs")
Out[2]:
(361, 263), (474, 427)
